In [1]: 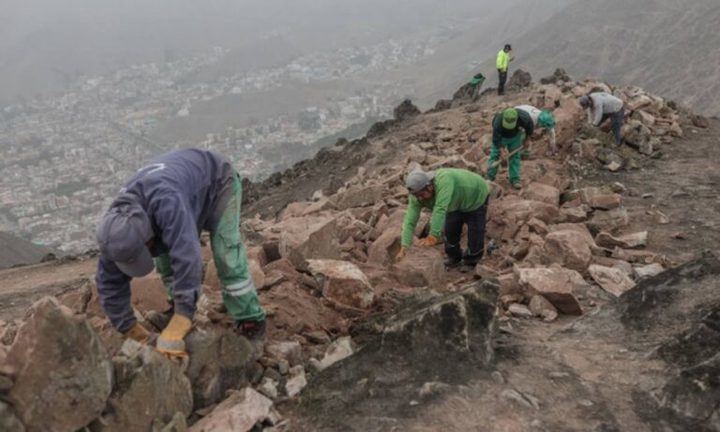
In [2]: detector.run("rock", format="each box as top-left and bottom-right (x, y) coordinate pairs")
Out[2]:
(393, 99), (421, 121)
(627, 94), (653, 111)
(367, 228), (402, 265)
(96, 340), (193, 432)
(490, 199), (560, 226)
(265, 341), (303, 367)
(276, 216), (341, 270)
(588, 264), (636, 297)
(543, 229), (594, 272)
(314, 336), (355, 371)
(521, 182), (560, 205)
(633, 110), (656, 126)
(691, 114), (709, 128)
(516, 267), (586, 315)
(0, 401), (25, 432)
(392, 247), (445, 288)
(634, 263), (665, 279)
(258, 377), (279, 400)
(185, 327), (254, 409)
(155, 411), (187, 432)
(528, 295), (559, 322)
(332, 184), (385, 210)
(508, 303), (533, 318)
(507, 69), (532, 90)
(605, 161), (622, 172)
(285, 365), (307, 397)
(189, 388), (274, 432)
(595, 231), (648, 249)
(3, 297), (112, 432)
(586, 193), (622, 210)
(382, 279), (499, 365)
(542, 85), (563, 109)
(306, 259), (375, 309)
(560, 206), (588, 223)
(539, 68), (571, 84)
(476, 264), (500, 279)
(130, 272), (171, 313)
(587, 207), (630, 233)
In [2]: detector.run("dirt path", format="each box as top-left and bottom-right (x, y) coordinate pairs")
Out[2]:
(0, 258), (97, 320)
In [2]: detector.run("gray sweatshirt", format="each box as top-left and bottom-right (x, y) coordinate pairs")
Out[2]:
(587, 93), (624, 126)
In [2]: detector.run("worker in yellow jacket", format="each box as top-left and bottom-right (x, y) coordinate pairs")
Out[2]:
(496, 44), (514, 96)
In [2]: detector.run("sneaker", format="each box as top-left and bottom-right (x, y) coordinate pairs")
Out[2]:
(235, 319), (266, 341)
(444, 257), (463, 268)
(511, 182), (522, 190)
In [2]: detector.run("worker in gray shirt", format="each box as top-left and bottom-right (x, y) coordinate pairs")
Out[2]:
(579, 92), (625, 145)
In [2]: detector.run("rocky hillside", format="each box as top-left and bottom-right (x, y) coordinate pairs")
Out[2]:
(1, 71), (719, 431)
(492, 0), (720, 116)
(0, 232), (55, 270)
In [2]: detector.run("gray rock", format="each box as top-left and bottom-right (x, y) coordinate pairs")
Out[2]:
(0, 401), (25, 432)
(185, 327), (254, 409)
(93, 340), (193, 432)
(3, 297), (112, 432)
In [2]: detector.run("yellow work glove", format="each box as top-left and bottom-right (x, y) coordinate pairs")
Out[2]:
(156, 314), (192, 360)
(123, 322), (152, 344)
(395, 246), (407, 261)
(416, 235), (440, 247)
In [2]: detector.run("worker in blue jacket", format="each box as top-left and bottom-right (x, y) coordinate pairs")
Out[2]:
(96, 148), (265, 359)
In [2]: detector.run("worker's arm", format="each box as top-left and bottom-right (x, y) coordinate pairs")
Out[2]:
(428, 181), (454, 238)
(96, 257), (135, 333)
(519, 111), (535, 137)
(401, 197), (422, 248)
(592, 100), (604, 126)
(491, 115), (502, 147)
(153, 193), (203, 320)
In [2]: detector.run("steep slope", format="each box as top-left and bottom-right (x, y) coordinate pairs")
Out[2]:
(0, 231), (54, 270)
(484, 0), (720, 116)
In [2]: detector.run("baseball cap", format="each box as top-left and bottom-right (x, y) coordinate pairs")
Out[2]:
(405, 170), (435, 193)
(502, 108), (518, 130)
(578, 95), (590, 108)
(96, 202), (154, 277)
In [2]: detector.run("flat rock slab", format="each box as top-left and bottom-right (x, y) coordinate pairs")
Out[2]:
(588, 264), (636, 297)
(516, 267), (586, 315)
(189, 388), (273, 432)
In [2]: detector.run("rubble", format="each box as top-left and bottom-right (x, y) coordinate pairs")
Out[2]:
(528, 295), (559, 322)
(543, 229), (595, 271)
(595, 231), (648, 249)
(188, 388), (274, 432)
(310, 336), (355, 371)
(588, 264), (636, 297)
(516, 267), (586, 315)
(3, 297), (113, 432)
(392, 247), (446, 288)
(306, 259), (375, 309)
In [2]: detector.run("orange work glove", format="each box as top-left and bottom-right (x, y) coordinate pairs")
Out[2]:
(416, 235), (440, 247)
(123, 322), (152, 344)
(156, 314), (192, 360)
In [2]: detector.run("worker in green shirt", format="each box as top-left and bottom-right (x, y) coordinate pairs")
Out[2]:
(496, 44), (514, 96)
(487, 108), (534, 190)
(397, 168), (490, 268)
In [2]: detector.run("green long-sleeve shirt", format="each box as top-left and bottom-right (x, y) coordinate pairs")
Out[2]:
(401, 168), (490, 247)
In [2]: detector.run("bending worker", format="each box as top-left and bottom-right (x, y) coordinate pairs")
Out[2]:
(515, 104), (557, 155)
(398, 168), (490, 268)
(95, 148), (266, 359)
(579, 92), (625, 145)
(487, 108), (534, 190)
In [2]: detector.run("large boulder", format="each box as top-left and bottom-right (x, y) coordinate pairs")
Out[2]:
(307, 259), (375, 309)
(367, 229), (402, 266)
(331, 184), (385, 210)
(276, 215), (342, 270)
(393, 99), (421, 121)
(185, 327), (254, 409)
(516, 267), (586, 315)
(189, 388), (274, 432)
(507, 69), (532, 90)
(93, 340), (193, 432)
(521, 183), (560, 205)
(3, 297), (113, 432)
(392, 247), (445, 288)
(588, 264), (636, 297)
(381, 279), (499, 365)
(543, 229), (594, 271)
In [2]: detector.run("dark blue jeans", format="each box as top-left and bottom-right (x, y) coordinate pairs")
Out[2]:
(497, 70), (507, 95)
(601, 107), (625, 145)
(444, 198), (488, 265)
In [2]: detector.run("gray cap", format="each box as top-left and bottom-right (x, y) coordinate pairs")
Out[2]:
(578, 95), (590, 107)
(96, 202), (154, 277)
(405, 170), (435, 193)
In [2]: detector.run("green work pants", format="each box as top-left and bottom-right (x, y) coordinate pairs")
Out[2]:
(487, 132), (524, 184)
(154, 175), (266, 323)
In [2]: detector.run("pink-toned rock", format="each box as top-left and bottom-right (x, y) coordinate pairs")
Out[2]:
(587, 208), (630, 233)
(543, 229), (594, 272)
(280, 201), (313, 220)
(332, 184), (386, 210)
(516, 267), (586, 315)
(490, 198), (560, 226)
(393, 247), (445, 288)
(522, 182), (560, 205)
(528, 295), (559, 322)
(301, 198), (337, 216)
(276, 216), (341, 270)
(367, 229), (402, 265)
(588, 264), (636, 297)
(586, 193), (622, 210)
(130, 272), (171, 313)
(595, 231), (648, 249)
(189, 388), (274, 432)
(307, 259), (375, 309)
(560, 206), (588, 223)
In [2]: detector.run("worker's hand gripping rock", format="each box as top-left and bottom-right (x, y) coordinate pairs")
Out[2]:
(156, 314), (192, 360)
(416, 235), (440, 247)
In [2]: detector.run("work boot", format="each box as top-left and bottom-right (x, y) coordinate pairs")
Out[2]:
(235, 319), (266, 341)
(444, 256), (462, 268)
(511, 181), (522, 190)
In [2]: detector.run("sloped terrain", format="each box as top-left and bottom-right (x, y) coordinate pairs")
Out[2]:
(1, 71), (720, 431)
(0, 232), (56, 270)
